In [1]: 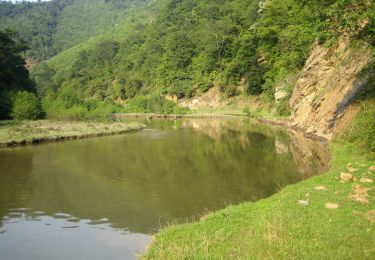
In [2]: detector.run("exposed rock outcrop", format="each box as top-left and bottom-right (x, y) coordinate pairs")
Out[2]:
(289, 38), (373, 140)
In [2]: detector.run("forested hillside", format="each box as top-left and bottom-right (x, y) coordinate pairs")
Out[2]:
(0, 0), (150, 60)
(0, 30), (37, 119)
(33, 0), (374, 118)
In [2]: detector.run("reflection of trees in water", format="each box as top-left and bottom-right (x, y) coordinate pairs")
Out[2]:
(0, 119), (329, 234)
(182, 118), (329, 178)
(0, 149), (34, 227)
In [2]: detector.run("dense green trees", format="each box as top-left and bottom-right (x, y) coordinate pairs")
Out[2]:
(0, 0), (73, 60)
(0, 30), (35, 119)
(0, 0), (150, 60)
(27, 0), (373, 117)
(2, 0), (373, 119)
(35, 0), (262, 103)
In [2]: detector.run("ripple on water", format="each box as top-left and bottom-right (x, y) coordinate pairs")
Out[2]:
(7, 208), (29, 212)
(53, 213), (72, 219)
(0, 212), (152, 259)
(32, 211), (46, 216)
(61, 225), (80, 229)
(66, 218), (80, 223)
(87, 218), (110, 225)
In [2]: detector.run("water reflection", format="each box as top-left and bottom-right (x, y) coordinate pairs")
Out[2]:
(0, 211), (149, 260)
(0, 118), (329, 259)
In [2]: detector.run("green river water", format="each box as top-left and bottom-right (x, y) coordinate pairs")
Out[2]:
(0, 118), (329, 259)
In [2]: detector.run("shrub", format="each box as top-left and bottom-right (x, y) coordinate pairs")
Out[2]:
(11, 91), (42, 120)
(242, 106), (251, 116)
(343, 62), (375, 156)
(42, 90), (121, 121)
(224, 85), (238, 98)
(168, 80), (195, 99)
(199, 80), (213, 93)
(345, 100), (375, 156)
(245, 65), (266, 95)
(124, 95), (189, 114)
(242, 106), (262, 118)
(56, 85), (82, 109)
(276, 97), (291, 117)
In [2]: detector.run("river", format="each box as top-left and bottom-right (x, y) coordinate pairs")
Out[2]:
(0, 118), (329, 259)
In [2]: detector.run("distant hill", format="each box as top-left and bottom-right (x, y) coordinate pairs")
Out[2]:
(0, 0), (150, 60)
(34, 0), (374, 105)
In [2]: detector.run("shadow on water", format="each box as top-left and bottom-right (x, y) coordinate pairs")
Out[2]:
(0, 150), (33, 223)
(0, 118), (329, 259)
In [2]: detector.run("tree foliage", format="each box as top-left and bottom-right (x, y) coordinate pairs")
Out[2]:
(0, 29), (34, 119)
(0, 0), (150, 60)
(31, 0), (374, 116)
(11, 91), (41, 120)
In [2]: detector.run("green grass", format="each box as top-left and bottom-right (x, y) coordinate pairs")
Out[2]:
(144, 142), (375, 259)
(0, 120), (144, 146)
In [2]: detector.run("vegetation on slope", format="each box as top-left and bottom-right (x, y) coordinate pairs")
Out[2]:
(344, 62), (375, 155)
(0, 0), (150, 60)
(32, 0), (374, 117)
(0, 30), (39, 119)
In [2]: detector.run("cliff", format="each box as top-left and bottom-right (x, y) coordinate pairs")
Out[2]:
(289, 38), (373, 140)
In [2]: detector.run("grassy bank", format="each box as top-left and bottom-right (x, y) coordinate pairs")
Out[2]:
(0, 120), (144, 148)
(144, 142), (375, 259)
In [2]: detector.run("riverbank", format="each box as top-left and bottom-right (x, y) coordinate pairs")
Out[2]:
(114, 111), (330, 144)
(113, 110), (247, 119)
(144, 142), (375, 259)
(0, 120), (145, 148)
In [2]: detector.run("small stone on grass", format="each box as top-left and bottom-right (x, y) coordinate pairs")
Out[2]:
(298, 200), (309, 206)
(340, 172), (354, 182)
(365, 210), (375, 223)
(314, 186), (328, 191)
(325, 203), (339, 209)
(354, 185), (371, 196)
(348, 194), (369, 204)
(369, 166), (375, 171)
(359, 178), (373, 183)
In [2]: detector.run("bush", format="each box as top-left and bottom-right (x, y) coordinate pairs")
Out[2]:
(224, 85), (238, 98)
(276, 97), (291, 117)
(345, 100), (375, 156)
(11, 91), (42, 120)
(168, 80), (195, 99)
(242, 106), (251, 116)
(245, 64), (266, 95)
(56, 85), (82, 109)
(42, 89), (121, 121)
(124, 95), (189, 114)
(199, 80), (213, 93)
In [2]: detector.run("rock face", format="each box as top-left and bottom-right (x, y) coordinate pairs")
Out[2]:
(289, 38), (373, 139)
(178, 87), (221, 109)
